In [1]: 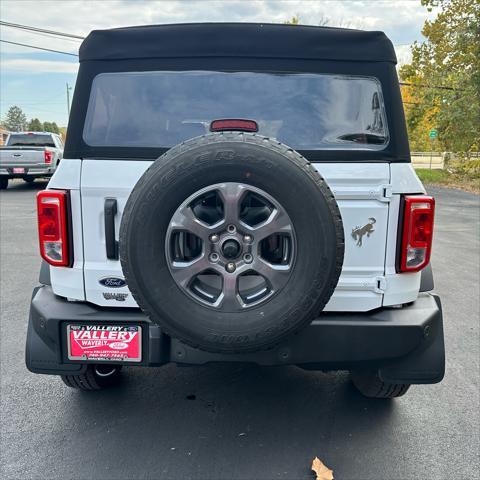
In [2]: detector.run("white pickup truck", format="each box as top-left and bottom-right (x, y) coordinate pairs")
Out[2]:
(0, 132), (63, 189)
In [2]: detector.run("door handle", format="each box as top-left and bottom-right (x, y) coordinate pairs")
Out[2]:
(104, 198), (118, 260)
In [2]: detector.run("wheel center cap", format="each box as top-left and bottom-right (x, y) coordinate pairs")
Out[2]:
(222, 239), (241, 259)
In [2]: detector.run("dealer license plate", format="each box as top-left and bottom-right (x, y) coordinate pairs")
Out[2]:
(13, 167), (25, 174)
(67, 324), (142, 362)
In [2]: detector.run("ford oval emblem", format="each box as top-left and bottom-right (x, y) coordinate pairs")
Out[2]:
(99, 277), (126, 288)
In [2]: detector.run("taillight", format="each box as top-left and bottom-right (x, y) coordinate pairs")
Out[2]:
(399, 195), (435, 272)
(37, 190), (71, 267)
(210, 119), (259, 132)
(44, 150), (53, 164)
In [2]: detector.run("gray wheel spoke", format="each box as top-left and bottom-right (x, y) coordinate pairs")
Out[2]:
(170, 206), (213, 240)
(171, 255), (210, 287)
(218, 183), (245, 225)
(247, 209), (293, 241)
(251, 258), (291, 292)
(218, 272), (243, 310)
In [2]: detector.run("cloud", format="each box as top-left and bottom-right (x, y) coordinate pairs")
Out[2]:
(0, 58), (78, 74)
(0, 0), (433, 76)
(0, 0), (437, 46)
(395, 45), (414, 67)
(0, 0), (439, 126)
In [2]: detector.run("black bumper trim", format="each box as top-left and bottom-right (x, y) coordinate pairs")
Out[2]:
(26, 286), (445, 384)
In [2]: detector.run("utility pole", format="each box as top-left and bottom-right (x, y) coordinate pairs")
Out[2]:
(66, 83), (72, 117)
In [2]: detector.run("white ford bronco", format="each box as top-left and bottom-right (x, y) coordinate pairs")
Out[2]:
(26, 23), (445, 398)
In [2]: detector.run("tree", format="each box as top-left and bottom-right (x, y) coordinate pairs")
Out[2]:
(42, 121), (60, 134)
(27, 118), (43, 131)
(59, 127), (67, 142)
(3, 106), (27, 132)
(283, 14), (362, 29)
(283, 15), (300, 25)
(400, 0), (480, 154)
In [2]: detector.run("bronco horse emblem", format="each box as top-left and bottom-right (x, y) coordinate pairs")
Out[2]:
(351, 218), (376, 246)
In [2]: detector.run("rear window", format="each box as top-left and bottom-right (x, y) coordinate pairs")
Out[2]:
(7, 134), (55, 147)
(83, 71), (388, 151)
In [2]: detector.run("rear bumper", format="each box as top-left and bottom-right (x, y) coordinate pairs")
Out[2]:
(0, 165), (54, 177)
(26, 285), (445, 384)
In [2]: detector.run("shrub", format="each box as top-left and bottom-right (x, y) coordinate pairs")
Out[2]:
(450, 159), (480, 179)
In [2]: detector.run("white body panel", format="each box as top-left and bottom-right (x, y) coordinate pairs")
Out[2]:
(382, 163), (425, 306)
(315, 163), (390, 311)
(81, 160), (151, 306)
(390, 163), (426, 195)
(47, 160), (84, 300)
(47, 158), (425, 312)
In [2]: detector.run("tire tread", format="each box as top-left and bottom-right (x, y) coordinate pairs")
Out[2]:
(352, 371), (411, 398)
(60, 366), (121, 390)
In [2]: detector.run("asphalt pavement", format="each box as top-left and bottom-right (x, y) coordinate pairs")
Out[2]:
(1, 179), (479, 480)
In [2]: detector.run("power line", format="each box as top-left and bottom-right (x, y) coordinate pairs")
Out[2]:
(0, 21), (84, 40)
(10, 28), (84, 44)
(0, 20), (417, 46)
(0, 39), (78, 57)
(0, 93), (66, 105)
(403, 101), (438, 106)
(0, 22), (460, 95)
(400, 81), (463, 92)
(0, 101), (65, 105)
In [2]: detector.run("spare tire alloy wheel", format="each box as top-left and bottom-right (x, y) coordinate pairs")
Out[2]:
(166, 182), (295, 311)
(120, 133), (344, 353)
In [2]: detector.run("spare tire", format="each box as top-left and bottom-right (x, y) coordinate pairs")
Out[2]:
(120, 133), (344, 353)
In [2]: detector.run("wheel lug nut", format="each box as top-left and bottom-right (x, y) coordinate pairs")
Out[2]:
(227, 224), (236, 233)
(243, 253), (253, 264)
(243, 234), (253, 243)
(225, 262), (236, 273)
(209, 253), (219, 262)
(210, 234), (219, 243)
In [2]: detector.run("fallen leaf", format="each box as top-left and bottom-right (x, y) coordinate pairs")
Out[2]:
(311, 457), (334, 480)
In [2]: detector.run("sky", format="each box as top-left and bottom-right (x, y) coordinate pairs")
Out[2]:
(0, 0), (438, 127)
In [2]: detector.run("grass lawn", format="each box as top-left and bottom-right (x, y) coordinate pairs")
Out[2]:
(415, 168), (480, 194)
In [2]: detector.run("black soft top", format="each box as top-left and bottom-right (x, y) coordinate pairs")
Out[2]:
(66, 23), (410, 162)
(79, 23), (397, 64)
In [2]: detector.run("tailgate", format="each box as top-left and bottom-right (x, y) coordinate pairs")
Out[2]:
(0, 148), (47, 167)
(315, 163), (390, 311)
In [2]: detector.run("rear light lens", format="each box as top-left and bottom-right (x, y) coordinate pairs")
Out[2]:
(399, 195), (435, 272)
(37, 190), (71, 267)
(44, 150), (53, 164)
(210, 119), (259, 132)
